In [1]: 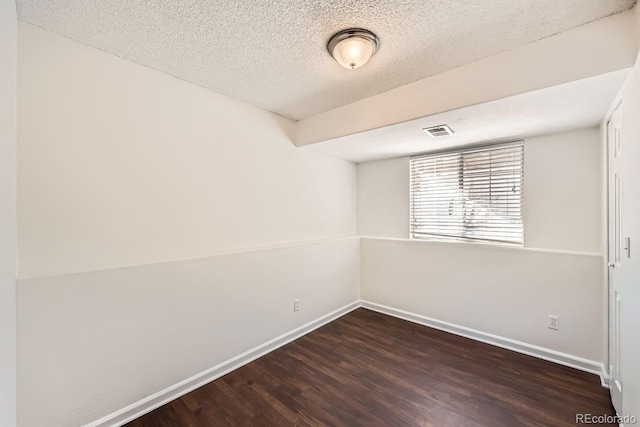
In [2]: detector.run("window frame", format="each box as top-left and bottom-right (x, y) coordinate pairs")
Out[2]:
(409, 140), (524, 246)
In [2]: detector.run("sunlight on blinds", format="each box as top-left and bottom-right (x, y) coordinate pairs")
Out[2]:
(410, 141), (524, 244)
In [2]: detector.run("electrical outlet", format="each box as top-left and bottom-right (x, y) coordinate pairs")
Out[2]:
(548, 315), (559, 330)
(294, 299), (300, 312)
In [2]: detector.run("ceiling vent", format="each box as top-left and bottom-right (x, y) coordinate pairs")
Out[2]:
(422, 125), (454, 138)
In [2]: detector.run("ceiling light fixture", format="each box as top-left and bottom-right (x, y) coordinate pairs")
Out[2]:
(327, 28), (379, 70)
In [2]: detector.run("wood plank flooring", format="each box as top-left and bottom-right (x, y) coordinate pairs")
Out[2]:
(126, 308), (615, 426)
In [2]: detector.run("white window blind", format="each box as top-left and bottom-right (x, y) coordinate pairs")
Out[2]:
(410, 141), (524, 244)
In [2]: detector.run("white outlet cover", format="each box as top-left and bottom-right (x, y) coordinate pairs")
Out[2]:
(548, 315), (559, 330)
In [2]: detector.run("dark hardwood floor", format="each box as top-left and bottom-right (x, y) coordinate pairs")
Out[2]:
(126, 308), (615, 426)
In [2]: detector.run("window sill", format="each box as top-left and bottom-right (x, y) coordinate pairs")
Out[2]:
(410, 234), (522, 248)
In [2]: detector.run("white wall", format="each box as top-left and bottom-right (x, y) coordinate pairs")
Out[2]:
(18, 238), (360, 426)
(0, 0), (17, 426)
(361, 238), (603, 361)
(357, 157), (409, 239)
(358, 127), (606, 365)
(18, 23), (357, 278)
(17, 23), (360, 426)
(523, 128), (603, 252)
(358, 126), (603, 253)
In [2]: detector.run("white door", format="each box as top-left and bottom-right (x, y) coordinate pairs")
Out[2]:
(607, 102), (624, 415)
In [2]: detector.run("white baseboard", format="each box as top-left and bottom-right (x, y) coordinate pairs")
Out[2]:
(601, 371), (611, 389)
(86, 299), (609, 426)
(84, 300), (360, 427)
(360, 300), (608, 388)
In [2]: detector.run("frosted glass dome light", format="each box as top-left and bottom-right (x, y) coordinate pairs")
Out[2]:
(328, 29), (379, 70)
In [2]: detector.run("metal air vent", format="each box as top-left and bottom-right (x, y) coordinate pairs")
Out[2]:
(422, 125), (454, 138)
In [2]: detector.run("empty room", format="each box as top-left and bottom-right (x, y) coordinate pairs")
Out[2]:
(2, 0), (640, 426)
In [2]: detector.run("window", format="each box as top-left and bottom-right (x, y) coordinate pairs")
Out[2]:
(410, 141), (524, 245)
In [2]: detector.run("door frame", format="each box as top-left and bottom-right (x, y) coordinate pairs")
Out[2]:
(604, 97), (622, 407)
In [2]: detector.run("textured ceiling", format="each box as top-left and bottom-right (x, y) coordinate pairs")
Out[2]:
(17, 0), (636, 120)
